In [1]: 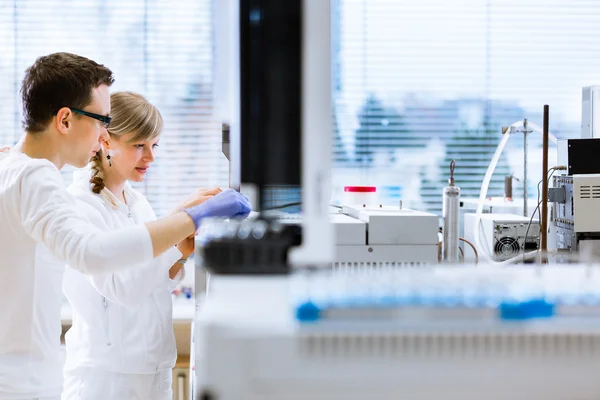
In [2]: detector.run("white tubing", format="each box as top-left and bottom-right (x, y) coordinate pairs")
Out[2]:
(473, 119), (556, 265)
(473, 126), (515, 263)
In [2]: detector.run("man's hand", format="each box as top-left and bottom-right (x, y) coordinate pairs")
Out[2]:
(0, 147), (10, 153)
(171, 187), (222, 215)
(182, 189), (252, 230)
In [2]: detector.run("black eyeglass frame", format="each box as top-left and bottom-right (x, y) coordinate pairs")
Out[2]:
(60, 108), (112, 129)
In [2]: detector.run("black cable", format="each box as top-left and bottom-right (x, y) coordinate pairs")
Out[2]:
(523, 177), (544, 261)
(263, 202), (302, 211)
(263, 203), (344, 211)
(538, 168), (557, 258)
(523, 198), (543, 263)
(523, 168), (557, 262)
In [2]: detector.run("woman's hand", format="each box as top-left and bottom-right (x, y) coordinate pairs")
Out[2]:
(171, 187), (222, 215)
(176, 234), (195, 259)
(171, 235), (194, 280)
(0, 147), (10, 153)
(169, 263), (184, 280)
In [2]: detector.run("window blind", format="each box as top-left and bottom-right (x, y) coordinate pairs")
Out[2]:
(0, 0), (227, 217)
(5, 0), (600, 218)
(332, 0), (600, 215)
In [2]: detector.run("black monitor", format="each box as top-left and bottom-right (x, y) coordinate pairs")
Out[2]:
(239, 0), (303, 210)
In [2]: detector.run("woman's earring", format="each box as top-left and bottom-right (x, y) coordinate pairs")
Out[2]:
(106, 151), (112, 167)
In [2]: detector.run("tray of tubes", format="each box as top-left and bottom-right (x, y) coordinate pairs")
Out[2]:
(293, 265), (600, 325)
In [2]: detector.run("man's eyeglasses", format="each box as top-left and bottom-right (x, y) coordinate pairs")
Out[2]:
(69, 108), (112, 129)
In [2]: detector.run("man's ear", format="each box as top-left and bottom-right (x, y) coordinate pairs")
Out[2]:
(55, 107), (73, 134)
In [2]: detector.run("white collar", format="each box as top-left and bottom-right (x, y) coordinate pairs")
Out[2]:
(100, 182), (141, 212)
(72, 167), (142, 212)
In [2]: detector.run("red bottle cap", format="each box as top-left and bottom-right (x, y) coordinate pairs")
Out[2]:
(344, 186), (376, 193)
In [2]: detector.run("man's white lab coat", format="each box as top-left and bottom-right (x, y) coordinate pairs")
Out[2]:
(0, 151), (154, 400)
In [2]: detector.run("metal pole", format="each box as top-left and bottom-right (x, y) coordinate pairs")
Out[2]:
(541, 105), (550, 263)
(443, 160), (460, 263)
(523, 128), (528, 217)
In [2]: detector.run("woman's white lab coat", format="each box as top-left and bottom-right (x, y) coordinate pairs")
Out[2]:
(61, 170), (183, 400)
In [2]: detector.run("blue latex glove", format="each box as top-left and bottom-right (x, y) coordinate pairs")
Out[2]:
(183, 189), (251, 230)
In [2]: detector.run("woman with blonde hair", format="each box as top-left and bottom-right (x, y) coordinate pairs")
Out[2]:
(57, 92), (247, 399)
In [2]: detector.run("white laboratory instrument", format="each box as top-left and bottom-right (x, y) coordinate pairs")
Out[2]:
(194, 267), (600, 400)
(581, 85), (600, 138)
(192, 0), (600, 399)
(552, 138), (600, 259)
(458, 197), (537, 243)
(464, 213), (539, 262)
(276, 205), (439, 265)
(336, 205), (438, 264)
(552, 174), (600, 256)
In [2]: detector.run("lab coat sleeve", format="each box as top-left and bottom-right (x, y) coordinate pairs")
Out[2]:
(86, 246), (182, 308)
(80, 193), (183, 308)
(20, 164), (154, 275)
(138, 198), (186, 293)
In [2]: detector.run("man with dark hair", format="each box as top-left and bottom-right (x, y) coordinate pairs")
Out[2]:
(21, 52), (115, 134)
(18, 52), (115, 168)
(0, 53), (250, 399)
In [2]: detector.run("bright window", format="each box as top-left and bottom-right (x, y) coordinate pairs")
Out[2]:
(332, 0), (600, 214)
(3, 1), (600, 217)
(0, 0), (226, 217)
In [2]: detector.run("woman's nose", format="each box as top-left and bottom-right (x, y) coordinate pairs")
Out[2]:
(143, 148), (155, 162)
